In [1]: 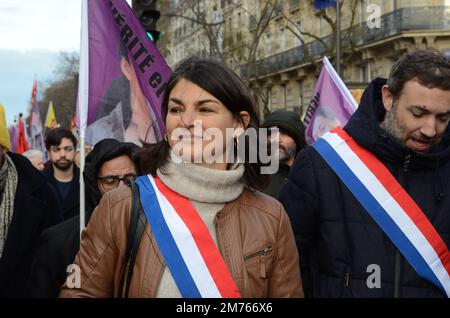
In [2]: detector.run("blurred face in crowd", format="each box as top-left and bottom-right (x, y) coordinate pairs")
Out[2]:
(48, 137), (76, 171)
(165, 78), (249, 169)
(74, 144), (93, 168)
(29, 154), (45, 171)
(382, 80), (450, 153)
(268, 128), (297, 167)
(97, 155), (137, 195)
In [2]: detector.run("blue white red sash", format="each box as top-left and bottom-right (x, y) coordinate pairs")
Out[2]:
(312, 127), (450, 297)
(135, 175), (241, 298)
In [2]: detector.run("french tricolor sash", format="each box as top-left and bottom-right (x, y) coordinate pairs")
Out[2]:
(312, 127), (450, 297)
(135, 175), (241, 298)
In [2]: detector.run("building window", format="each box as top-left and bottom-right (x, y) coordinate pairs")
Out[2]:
(254, 0), (260, 20)
(360, 62), (370, 82)
(298, 80), (304, 115)
(295, 21), (301, 46)
(282, 83), (287, 109)
(360, 0), (366, 24)
(279, 27), (286, 51)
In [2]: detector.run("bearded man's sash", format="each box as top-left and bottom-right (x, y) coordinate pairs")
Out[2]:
(312, 127), (450, 296)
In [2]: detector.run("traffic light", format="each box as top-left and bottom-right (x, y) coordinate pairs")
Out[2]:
(132, 0), (161, 43)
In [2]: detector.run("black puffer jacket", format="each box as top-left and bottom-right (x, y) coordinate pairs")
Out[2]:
(279, 78), (450, 298)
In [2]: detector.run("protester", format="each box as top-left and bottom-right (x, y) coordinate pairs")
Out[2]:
(279, 49), (450, 297)
(74, 143), (93, 168)
(261, 110), (307, 198)
(60, 57), (303, 298)
(28, 139), (139, 298)
(0, 105), (62, 297)
(43, 128), (79, 220)
(22, 149), (45, 171)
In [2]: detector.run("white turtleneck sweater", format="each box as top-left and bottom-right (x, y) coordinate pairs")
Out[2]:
(155, 157), (245, 298)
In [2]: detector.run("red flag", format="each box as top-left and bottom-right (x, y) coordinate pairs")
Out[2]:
(71, 114), (76, 130)
(31, 80), (37, 100)
(17, 116), (29, 154)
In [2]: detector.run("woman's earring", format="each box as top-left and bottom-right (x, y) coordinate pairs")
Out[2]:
(164, 134), (169, 143)
(234, 136), (239, 149)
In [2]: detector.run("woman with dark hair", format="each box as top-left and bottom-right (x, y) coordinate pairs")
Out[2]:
(60, 57), (303, 298)
(28, 139), (139, 297)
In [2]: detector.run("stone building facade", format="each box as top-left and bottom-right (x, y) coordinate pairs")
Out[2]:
(158, 0), (450, 117)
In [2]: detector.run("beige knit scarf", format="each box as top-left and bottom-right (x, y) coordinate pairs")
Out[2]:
(0, 155), (18, 259)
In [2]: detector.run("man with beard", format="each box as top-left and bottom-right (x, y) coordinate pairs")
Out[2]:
(0, 105), (61, 297)
(261, 110), (307, 198)
(44, 128), (80, 220)
(279, 49), (450, 298)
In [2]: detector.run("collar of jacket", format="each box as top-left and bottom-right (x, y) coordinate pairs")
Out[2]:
(43, 162), (80, 186)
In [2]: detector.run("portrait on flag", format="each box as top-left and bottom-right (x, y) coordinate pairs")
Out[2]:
(85, 38), (160, 146)
(81, 0), (170, 147)
(311, 106), (342, 141)
(304, 57), (357, 144)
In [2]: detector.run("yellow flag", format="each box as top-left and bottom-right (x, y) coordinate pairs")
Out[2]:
(45, 101), (58, 129)
(0, 103), (11, 149)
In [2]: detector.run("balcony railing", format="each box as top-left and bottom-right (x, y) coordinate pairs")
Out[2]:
(244, 6), (450, 78)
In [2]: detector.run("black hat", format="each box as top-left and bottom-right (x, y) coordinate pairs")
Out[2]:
(261, 110), (307, 152)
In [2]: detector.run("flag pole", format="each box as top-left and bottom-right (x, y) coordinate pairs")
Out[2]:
(79, 136), (86, 237)
(336, 0), (341, 76)
(78, 0), (89, 238)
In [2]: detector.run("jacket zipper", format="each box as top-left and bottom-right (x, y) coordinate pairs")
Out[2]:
(343, 272), (350, 288)
(244, 247), (273, 279)
(244, 246), (273, 261)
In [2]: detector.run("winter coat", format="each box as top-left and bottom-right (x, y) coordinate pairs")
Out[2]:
(28, 139), (139, 298)
(0, 153), (62, 297)
(59, 185), (303, 298)
(43, 164), (80, 220)
(279, 78), (450, 298)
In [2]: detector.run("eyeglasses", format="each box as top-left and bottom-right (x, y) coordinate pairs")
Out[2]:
(97, 173), (137, 190)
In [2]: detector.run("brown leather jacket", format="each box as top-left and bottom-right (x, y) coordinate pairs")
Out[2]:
(59, 185), (303, 298)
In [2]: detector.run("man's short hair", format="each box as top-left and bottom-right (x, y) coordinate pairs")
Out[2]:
(387, 48), (450, 101)
(45, 127), (77, 150)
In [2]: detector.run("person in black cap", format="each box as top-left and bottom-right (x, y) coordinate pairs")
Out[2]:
(261, 110), (307, 198)
(28, 139), (139, 298)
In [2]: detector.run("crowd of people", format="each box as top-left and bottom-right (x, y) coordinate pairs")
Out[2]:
(0, 48), (449, 298)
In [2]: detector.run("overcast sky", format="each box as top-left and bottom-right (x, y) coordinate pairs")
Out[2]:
(0, 0), (132, 125)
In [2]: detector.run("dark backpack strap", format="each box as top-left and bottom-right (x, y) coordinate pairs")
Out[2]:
(117, 180), (146, 298)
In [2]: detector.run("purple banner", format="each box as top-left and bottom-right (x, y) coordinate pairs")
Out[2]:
(304, 57), (357, 144)
(84, 0), (171, 146)
(9, 125), (18, 153)
(30, 97), (43, 138)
